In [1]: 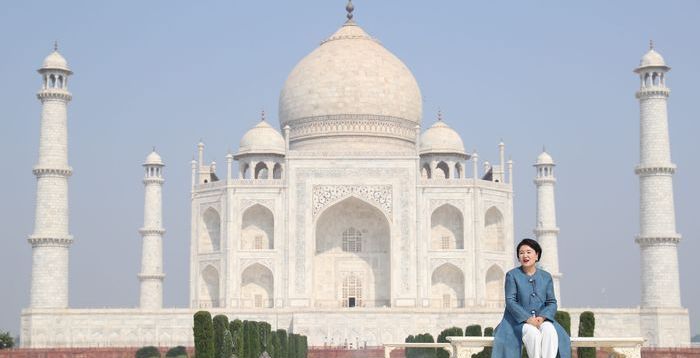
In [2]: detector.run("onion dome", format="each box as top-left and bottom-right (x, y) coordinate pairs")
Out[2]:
(278, 9), (422, 150)
(236, 120), (286, 156)
(635, 41), (670, 72)
(536, 151), (554, 165)
(144, 150), (164, 166)
(39, 43), (72, 73)
(419, 119), (467, 156)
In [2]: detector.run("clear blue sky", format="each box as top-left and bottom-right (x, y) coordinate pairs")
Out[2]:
(1, 1), (699, 338)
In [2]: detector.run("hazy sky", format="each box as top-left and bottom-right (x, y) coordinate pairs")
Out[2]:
(1, 1), (698, 338)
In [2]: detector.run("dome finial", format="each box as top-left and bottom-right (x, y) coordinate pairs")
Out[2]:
(346, 0), (354, 22)
(437, 109), (442, 121)
(53, 40), (58, 52)
(649, 39), (654, 50)
(261, 109), (266, 122)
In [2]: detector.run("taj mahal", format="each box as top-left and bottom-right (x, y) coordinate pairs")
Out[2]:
(21, 2), (690, 349)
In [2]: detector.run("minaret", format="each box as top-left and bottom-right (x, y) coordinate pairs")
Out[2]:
(533, 150), (562, 302)
(28, 45), (74, 309)
(633, 43), (682, 309)
(138, 150), (166, 309)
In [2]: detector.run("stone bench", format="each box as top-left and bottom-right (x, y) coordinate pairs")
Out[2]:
(384, 336), (645, 358)
(447, 336), (645, 358)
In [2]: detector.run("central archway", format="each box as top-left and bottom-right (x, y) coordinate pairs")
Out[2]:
(313, 196), (391, 308)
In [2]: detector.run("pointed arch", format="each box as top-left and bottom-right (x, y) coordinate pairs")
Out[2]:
(200, 207), (221, 252)
(454, 162), (463, 179)
(436, 161), (449, 179)
(200, 265), (220, 308)
(485, 264), (505, 307)
(255, 162), (269, 179)
(314, 196), (391, 307)
(241, 263), (274, 308)
(241, 204), (274, 250)
(430, 263), (464, 308)
(272, 163), (283, 179)
(431, 204), (464, 250)
(484, 206), (505, 251)
(421, 163), (432, 179)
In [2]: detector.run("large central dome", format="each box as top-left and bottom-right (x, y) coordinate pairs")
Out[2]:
(279, 20), (423, 151)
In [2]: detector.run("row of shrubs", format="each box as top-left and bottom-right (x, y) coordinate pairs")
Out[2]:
(404, 310), (595, 358)
(135, 346), (187, 358)
(193, 311), (308, 358)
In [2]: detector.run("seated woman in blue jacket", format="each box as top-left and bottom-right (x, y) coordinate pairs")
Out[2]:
(492, 239), (570, 358)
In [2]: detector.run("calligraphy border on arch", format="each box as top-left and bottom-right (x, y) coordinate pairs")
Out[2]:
(312, 185), (392, 219)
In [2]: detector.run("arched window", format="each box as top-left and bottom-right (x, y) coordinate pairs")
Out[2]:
(241, 263), (274, 308)
(342, 227), (362, 252)
(241, 204), (274, 250)
(436, 161), (449, 179)
(58, 76), (64, 88)
(49, 74), (56, 88)
(430, 263), (465, 308)
(342, 273), (363, 307)
(255, 162), (268, 179)
(484, 207), (505, 251)
(200, 208), (221, 252)
(241, 163), (251, 179)
(421, 163), (432, 179)
(430, 204), (464, 250)
(454, 163), (463, 179)
(273, 163), (283, 179)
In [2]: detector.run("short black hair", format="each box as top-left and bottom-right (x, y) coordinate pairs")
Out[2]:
(516, 238), (542, 262)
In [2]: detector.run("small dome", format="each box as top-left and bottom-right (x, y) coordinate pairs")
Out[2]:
(41, 51), (71, 72)
(237, 120), (286, 156)
(144, 150), (164, 166)
(640, 49), (665, 67)
(419, 120), (466, 156)
(536, 151), (554, 165)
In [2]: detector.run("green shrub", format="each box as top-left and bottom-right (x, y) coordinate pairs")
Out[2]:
(194, 311), (214, 358)
(436, 327), (463, 358)
(0, 331), (14, 349)
(406, 333), (435, 358)
(464, 325), (482, 337)
(165, 346), (188, 358)
(275, 329), (288, 358)
(555, 311), (571, 336)
(136, 346), (161, 358)
(472, 327), (494, 358)
(288, 333), (297, 358)
(577, 311), (595, 358)
(213, 315), (230, 358)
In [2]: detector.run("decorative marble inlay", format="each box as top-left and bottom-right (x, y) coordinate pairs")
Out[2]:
(312, 185), (392, 218)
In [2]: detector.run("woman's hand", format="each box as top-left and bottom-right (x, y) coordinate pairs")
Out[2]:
(535, 316), (546, 325)
(526, 317), (541, 328)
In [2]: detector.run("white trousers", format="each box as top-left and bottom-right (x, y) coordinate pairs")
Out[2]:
(522, 322), (558, 358)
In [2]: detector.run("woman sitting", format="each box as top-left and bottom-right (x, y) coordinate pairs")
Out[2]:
(491, 239), (571, 358)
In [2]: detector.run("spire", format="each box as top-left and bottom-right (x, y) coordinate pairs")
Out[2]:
(437, 109), (443, 121)
(346, 0), (354, 22)
(261, 109), (266, 122)
(649, 39), (654, 50)
(53, 40), (58, 52)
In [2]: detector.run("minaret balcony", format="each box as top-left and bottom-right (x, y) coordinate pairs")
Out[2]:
(635, 87), (670, 99)
(36, 90), (72, 101)
(634, 164), (676, 176)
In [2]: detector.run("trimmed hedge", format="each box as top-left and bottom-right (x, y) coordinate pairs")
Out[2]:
(464, 325), (482, 337)
(213, 315), (230, 358)
(555, 311), (571, 335)
(577, 311), (595, 358)
(136, 346), (161, 358)
(165, 346), (188, 358)
(436, 327), (463, 358)
(194, 311), (214, 358)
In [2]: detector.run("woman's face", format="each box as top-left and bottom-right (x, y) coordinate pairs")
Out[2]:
(518, 244), (539, 269)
